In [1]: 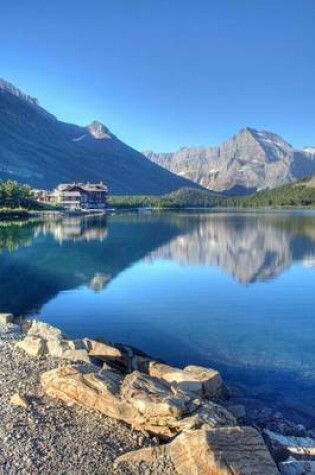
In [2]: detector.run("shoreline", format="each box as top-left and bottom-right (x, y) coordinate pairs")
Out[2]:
(1, 314), (314, 474)
(0, 320), (153, 475)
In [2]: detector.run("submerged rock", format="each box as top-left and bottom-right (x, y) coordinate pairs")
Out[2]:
(225, 404), (246, 421)
(264, 429), (315, 461)
(41, 366), (235, 438)
(116, 426), (279, 475)
(278, 456), (315, 475)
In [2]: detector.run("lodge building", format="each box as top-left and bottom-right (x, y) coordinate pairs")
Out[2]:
(32, 182), (108, 210)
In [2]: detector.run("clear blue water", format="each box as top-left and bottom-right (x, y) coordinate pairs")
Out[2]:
(1, 211), (315, 425)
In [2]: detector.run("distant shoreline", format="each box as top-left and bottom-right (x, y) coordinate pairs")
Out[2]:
(1, 205), (315, 223)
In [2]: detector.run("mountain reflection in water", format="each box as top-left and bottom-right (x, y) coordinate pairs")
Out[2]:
(148, 213), (315, 283)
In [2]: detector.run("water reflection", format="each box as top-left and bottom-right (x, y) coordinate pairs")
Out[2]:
(0, 213), (184, 315)
(38, 215), (108, 243)
(0, 220), (37, 252)
(1, 212), (315, 422)
(148, 213), (315, 283)
(1, 213), (315, 288)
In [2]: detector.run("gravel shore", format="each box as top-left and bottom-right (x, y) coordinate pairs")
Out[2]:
(0, 323), (160, 475)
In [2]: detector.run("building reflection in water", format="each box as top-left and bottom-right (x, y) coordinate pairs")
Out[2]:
(89, 272), (111, 292)
(37, 215), (108, 244)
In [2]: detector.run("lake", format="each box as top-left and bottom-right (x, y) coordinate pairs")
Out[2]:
(1, 210), (315, 426)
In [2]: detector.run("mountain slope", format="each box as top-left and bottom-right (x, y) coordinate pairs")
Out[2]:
(144, 128), (315, 194)
(239, 174), (315, 207)
(0, 79), (198, 195)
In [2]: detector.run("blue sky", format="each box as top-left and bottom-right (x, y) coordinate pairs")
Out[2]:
(1, 0), (314, 152)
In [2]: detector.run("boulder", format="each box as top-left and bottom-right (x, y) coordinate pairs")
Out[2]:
(185, 365), (224, 399)
(83, 338), (135, 371)
(41, 365), (136, 422)
(83, 339), (122, 358)
(46, 338), (90, 362)
(41, 366), (235, 438)
(116, 426), (279, 475)
(149, 362), (223, 399)
(278, 457), (315, 475)
(264, 430), (315, 461)
(0, 313), (14, 325)
(16, 335), (46, 356)
(26, 320), (64, 339)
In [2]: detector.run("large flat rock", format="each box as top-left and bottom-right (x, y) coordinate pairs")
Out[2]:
(117, 426), (279, 475)
(41, 366), (235, 437)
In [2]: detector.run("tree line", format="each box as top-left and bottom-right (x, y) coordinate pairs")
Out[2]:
(0, 180), (34, 208)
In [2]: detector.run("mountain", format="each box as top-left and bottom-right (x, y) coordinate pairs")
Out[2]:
(0, 79), (198, 195)
(144, 128), (315, 194)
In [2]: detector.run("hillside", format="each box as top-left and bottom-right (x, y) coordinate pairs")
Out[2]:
(239, 174), (315, 207)
(144, 128), (315, 194)
(0, 79), (198, 195)
(109, 176), (315, 209)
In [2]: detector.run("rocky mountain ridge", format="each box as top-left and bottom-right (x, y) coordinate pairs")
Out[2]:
(144, 128), (315, 194)
(0, 79), (198, 194)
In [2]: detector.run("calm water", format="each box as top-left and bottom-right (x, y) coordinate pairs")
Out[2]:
(1, 211), (315, 425)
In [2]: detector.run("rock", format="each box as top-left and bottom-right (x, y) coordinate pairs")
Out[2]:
(264, 430), (315, 461)
(116, 426), (279, 475)
(41, 366), (235, 438)
(0, 313), (14, 325)
(278, 456), (315, 475)
(26, 320), (64, 339)
(45, 338), (72, 357)
(16, 321), (90, 362)
(62, 349), (90, 363)
(16, 335), (90, 362)
(41, 365), (131, 420)
(185, 365), (224, 399)
(10, 393), (30, 409)
(46, 339), (90, 362)
(149, 362), (223, 399)
(83, 338), (132, 371)
(120, 371), (235, 435)
(16, 335), (46, 356)
(149, 362), (203, 394)
(84, 338), (123, 359)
